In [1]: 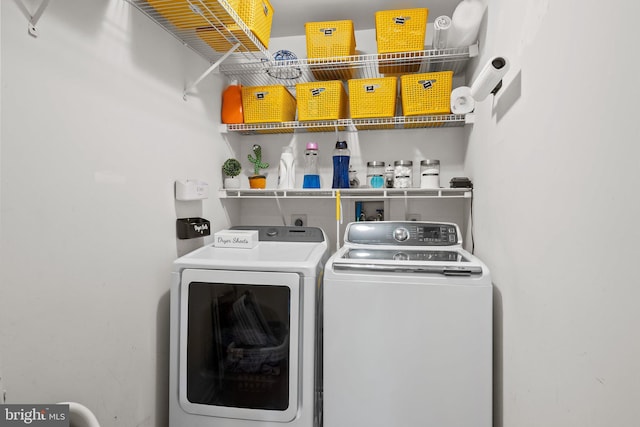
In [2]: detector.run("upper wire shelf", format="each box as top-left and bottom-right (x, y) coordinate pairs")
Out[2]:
(220, 44), (478, 87)
(127, 1), (478, 84)
(126, 0), (271, 63)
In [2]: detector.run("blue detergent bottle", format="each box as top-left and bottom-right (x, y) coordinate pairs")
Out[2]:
(332, 140), (350, 189)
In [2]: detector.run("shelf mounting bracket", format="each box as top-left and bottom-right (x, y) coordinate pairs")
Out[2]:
(14, 0), (52, 37)
(183, 42), (241, 100)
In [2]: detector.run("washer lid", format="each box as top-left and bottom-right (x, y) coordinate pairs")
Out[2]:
(333, 247), (483, 276)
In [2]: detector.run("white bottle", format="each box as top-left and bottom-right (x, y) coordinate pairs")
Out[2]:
(277, 146), (295, 189)
(448, 0), (486, 48)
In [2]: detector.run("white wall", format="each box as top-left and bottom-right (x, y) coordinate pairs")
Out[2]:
(7, 1), (639, 426)
(0, 1), (231, 425)
(467, 0), (640, 425)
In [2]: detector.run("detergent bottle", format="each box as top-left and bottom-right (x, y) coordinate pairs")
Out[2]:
(277, 146), (296, 189)
(221, 79), (243, 124)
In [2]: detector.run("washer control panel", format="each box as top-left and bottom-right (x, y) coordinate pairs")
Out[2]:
(346, 221), (460, 246)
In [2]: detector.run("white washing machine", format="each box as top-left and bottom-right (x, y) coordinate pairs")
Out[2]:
(323, 221), (492, 427)
(170, 226), (329, 427)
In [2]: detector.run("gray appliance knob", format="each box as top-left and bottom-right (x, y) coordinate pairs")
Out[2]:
(393, 252), (410, 261)
(393, 227), (410, 242)
(266, 228), (278, 237)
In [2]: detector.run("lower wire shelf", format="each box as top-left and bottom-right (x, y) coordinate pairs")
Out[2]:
(222, 114), (474, 134)
(219, 188), (472, 199)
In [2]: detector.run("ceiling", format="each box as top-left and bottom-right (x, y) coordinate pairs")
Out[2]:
(268, 0), (459, 38)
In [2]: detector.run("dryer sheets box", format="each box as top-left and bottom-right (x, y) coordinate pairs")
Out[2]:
(214, 230), (259, 249)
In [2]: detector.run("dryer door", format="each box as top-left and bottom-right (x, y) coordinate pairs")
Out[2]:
(178, 268), (301, 422)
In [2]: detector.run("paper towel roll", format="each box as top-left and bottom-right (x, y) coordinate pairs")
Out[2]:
(432, 16), (451, 49)
(470, 56), (510, 101)
(447, 0), (486, 48)
(450, 86), (475, 114)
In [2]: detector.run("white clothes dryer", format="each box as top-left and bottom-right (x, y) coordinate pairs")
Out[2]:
(170, 226), (329, 427)
(323, 221), (492, 427)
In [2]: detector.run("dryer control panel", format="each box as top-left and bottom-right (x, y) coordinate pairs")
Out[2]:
(231, 225), (325, 242)
(345, 221), (461, 246)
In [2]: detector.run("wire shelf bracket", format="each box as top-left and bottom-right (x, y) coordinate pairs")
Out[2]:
(14, 0), (52, 37)
(183, 42), (240, 100)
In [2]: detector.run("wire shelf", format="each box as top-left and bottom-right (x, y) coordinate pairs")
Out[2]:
(223, 114), (472, 134)
(127, 1), (477, 89)
(219, 188), (472, 199)
(219, 45), (477, 87)
(127, 0), (271, 63)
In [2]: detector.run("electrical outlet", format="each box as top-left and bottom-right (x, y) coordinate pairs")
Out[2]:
(291, 214), (307, 227)
(406, 213), (421, 221)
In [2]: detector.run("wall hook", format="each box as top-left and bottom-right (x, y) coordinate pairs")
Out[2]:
(14, 0), (52, 37)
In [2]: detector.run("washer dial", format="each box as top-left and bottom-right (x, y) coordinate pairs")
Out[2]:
(393, 227), (410, 242)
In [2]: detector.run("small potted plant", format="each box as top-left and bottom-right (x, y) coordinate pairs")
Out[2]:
(222, 158), (242, 189)
(247, 144), (269, 189)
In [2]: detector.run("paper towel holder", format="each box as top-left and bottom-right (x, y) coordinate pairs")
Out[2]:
(451, 56), (510, 114)
(470, 57), (509, 101)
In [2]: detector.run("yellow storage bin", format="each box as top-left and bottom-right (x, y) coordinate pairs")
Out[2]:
(198, 24), (265, 53)
(349, 77), (398, 118)
(306, 20), (356, 58)
(149, 0), (274, 50)
(296, 81), (348, 132)
(146, 0), (236, 29)
(375, 8), (428, 74)
(296, 81), (348, 121)
(375, 8), (428, 53)
(242, 85), (296, 124)
(233, 0), (273, 48)
(348, 77), (398, 129)
(306, 20), (356, 80)
(400, 71), (453, 116)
